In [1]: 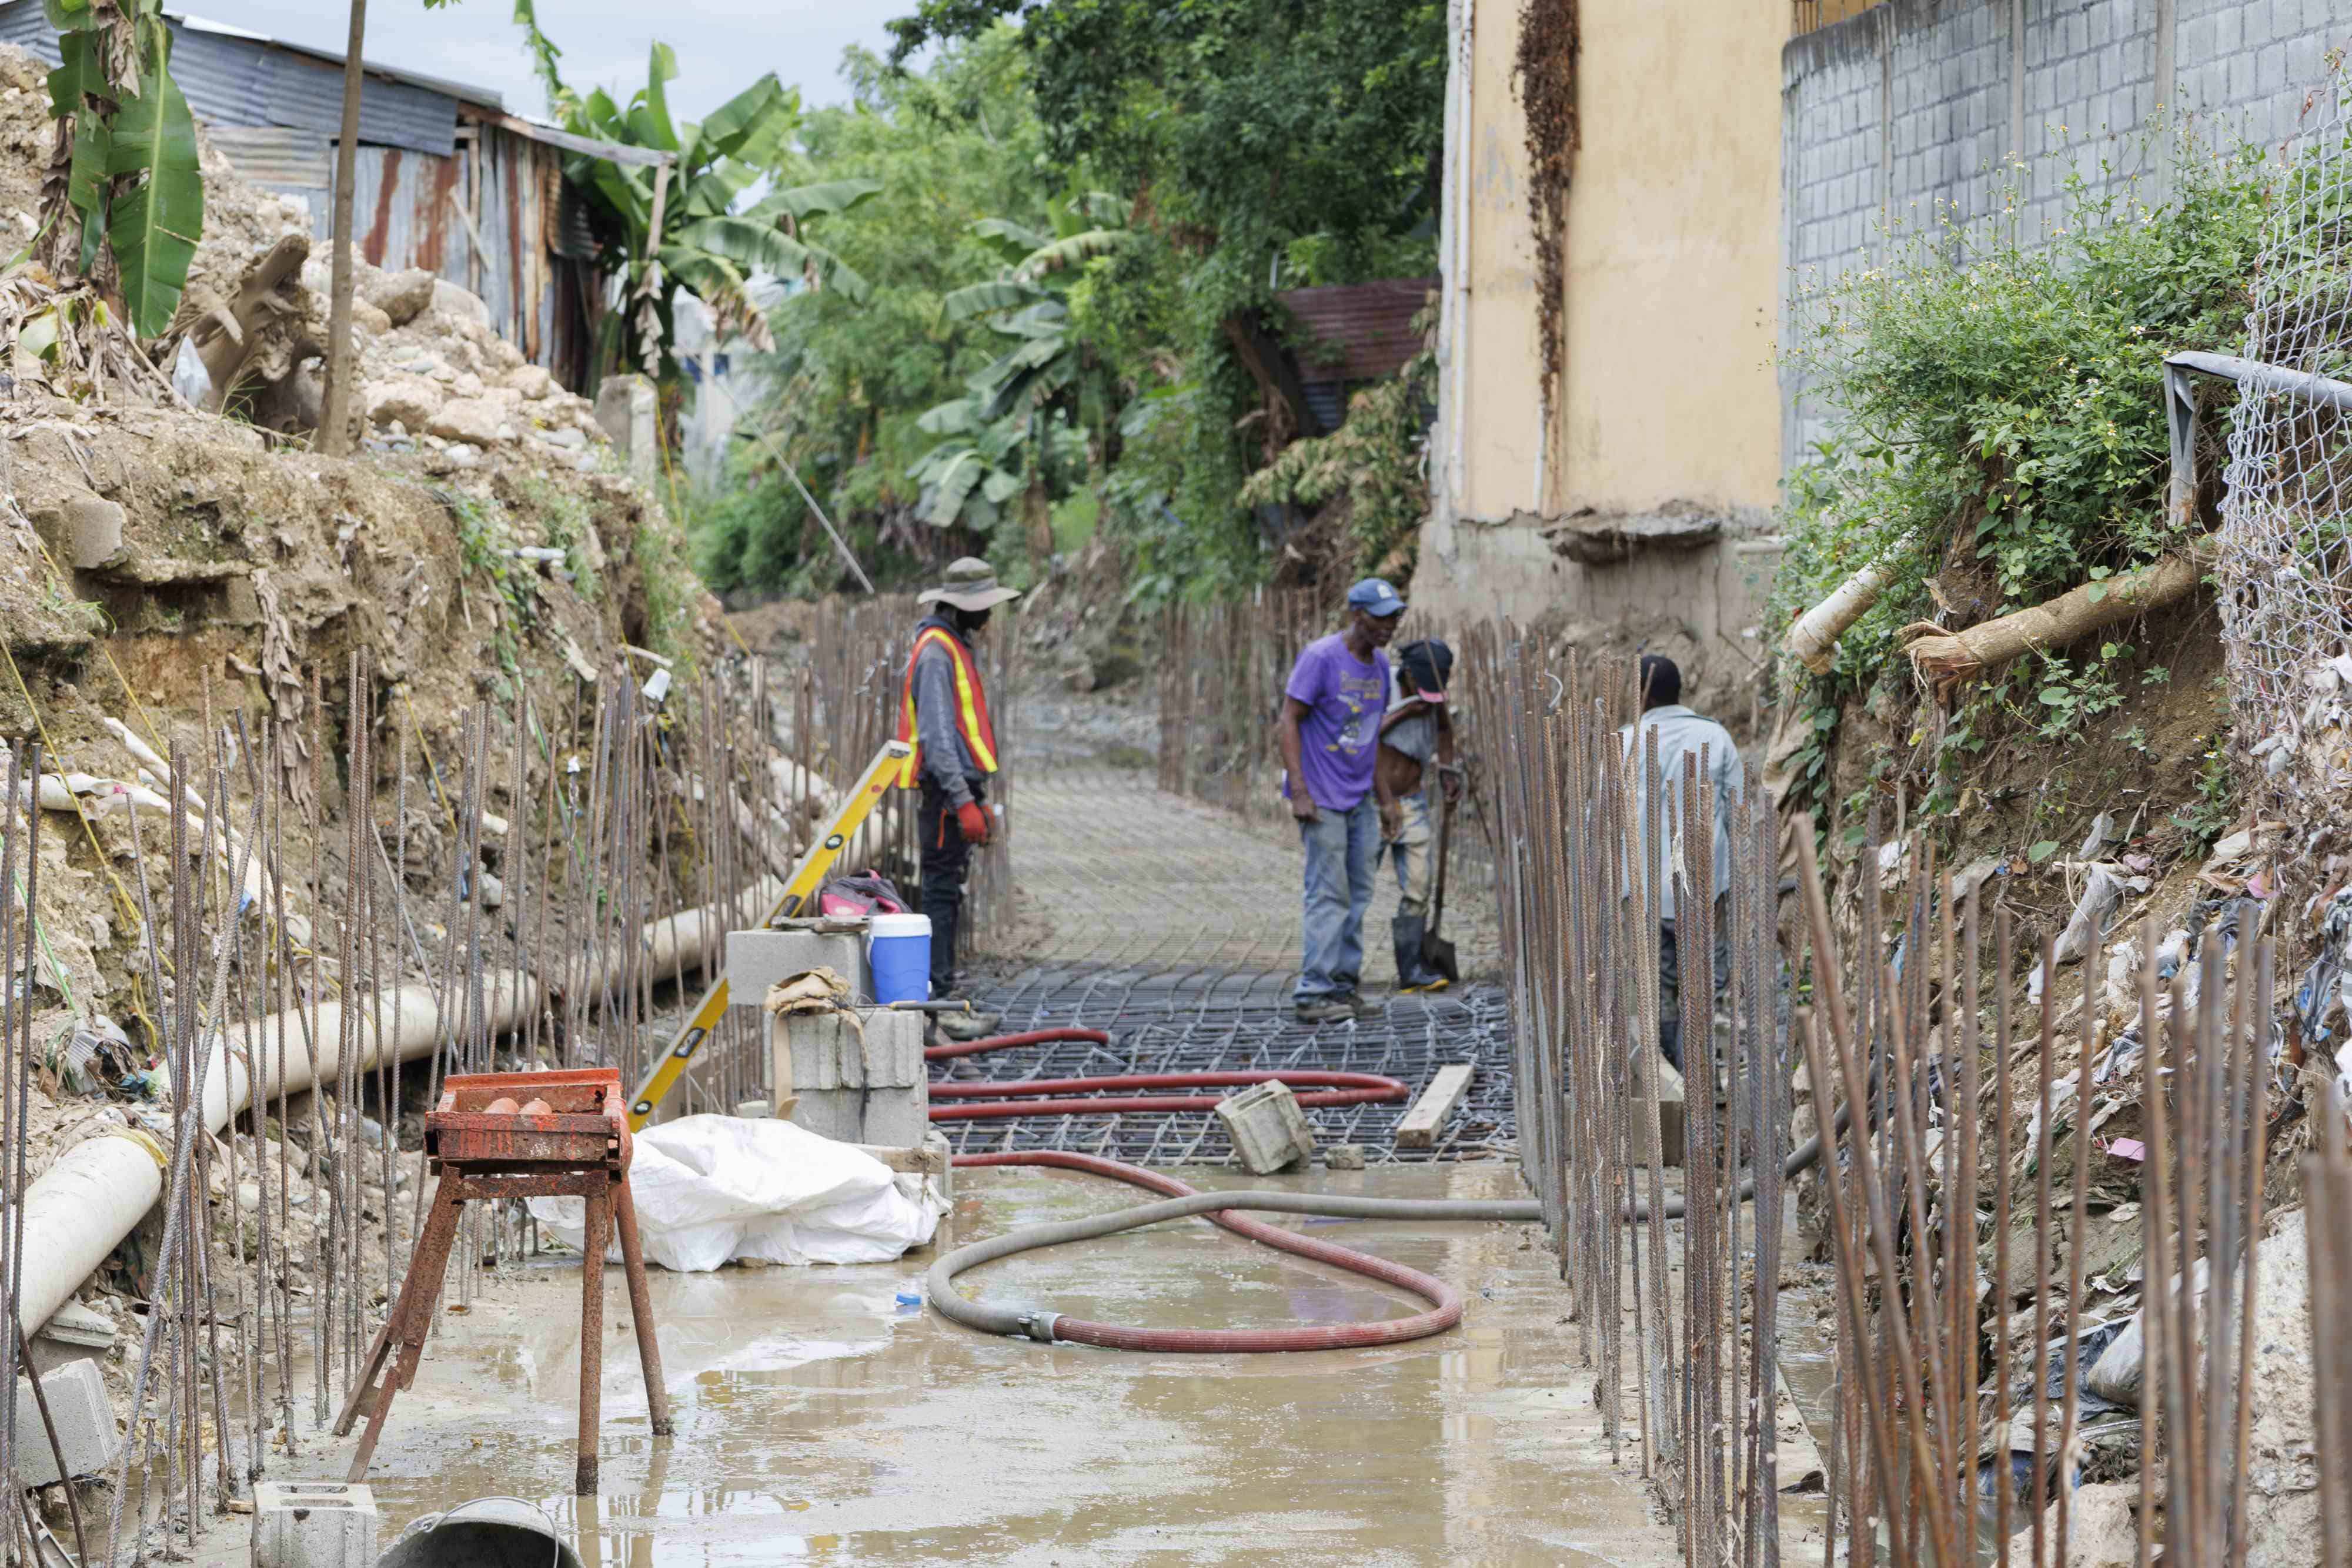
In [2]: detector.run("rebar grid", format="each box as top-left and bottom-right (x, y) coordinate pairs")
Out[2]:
(944, 961), (1516, 1165)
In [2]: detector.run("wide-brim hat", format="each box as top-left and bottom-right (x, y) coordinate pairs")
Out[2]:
(918, 556), (1022, 613)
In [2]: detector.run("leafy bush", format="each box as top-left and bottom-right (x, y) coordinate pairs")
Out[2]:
(1772, 140), (2271, 812)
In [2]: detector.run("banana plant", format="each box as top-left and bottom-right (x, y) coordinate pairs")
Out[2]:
(905, 396), (1028, 531)
(940, 190), (1131, 422)
(39, 0), (204, 339)
(541, 41), (880, 377)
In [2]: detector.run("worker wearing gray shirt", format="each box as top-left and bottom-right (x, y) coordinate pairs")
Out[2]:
(895, 557), (1020, 1005)
(1619, 654), (1742, 1072)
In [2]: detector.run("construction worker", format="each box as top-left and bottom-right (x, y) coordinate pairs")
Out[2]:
(1380, 638), (1459, 993)
(896, 557), (1019, 1006)
(1277, 577), (1405, 1024)
(1621, 653), (1742, 1072)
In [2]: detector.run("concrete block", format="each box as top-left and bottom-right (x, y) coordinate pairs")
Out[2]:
(13, 1356), (117, 1485)
(733, 1099), (771, 1119)
(790, 1089), (863, 1143)
(726, 924), (870, 1007)
(777, 1012), (862, 1092)
(859, 1083), (930, 1151)
(253, 1482), (380, 1568)
(1215, 1080), (1315, 1175)
(858, 1008), (925, 1089)
(772, 1008), (926, 1145)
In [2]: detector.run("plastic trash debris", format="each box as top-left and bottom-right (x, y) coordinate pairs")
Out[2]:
(170, 337), (212, 406)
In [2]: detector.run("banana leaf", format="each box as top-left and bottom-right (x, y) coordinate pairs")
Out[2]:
(105, 54), (201, 337)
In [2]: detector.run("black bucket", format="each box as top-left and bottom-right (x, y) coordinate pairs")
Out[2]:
(376, 1496), (583, 1568)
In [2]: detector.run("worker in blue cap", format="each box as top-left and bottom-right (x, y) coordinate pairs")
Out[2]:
(1275, 577), (1405, 1024)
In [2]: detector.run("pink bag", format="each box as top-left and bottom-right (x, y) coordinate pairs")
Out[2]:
(818, 871), (908, 918)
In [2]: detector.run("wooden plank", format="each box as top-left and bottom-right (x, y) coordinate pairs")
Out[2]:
(1395, 1064), (1475, 1149)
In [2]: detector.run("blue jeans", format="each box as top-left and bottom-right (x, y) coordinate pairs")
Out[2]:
(1297, 795), (1381, 1003)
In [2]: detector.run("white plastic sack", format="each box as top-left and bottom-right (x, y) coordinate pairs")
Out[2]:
(526, 1114), (944, 1272)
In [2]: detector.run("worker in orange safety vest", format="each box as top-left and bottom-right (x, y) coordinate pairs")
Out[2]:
(894, 556), (1020, 1014)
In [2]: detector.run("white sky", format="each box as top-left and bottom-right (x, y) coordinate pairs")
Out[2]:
(182, 1), (917, 121)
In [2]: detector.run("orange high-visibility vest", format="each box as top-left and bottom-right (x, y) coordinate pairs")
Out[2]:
(894, 625), (1000, 788)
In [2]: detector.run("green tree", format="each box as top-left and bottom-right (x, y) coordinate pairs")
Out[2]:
(885, 0), (1446, 597)
(517, 29), (880, 380)
(694, 34), (1066, 594)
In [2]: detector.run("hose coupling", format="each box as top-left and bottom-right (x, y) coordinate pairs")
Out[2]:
(1014, 1310), (1060, 1343)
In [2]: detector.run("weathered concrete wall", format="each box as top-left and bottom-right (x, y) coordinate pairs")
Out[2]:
(1420, 0), (1786, 676)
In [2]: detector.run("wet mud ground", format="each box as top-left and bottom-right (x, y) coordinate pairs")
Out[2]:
(195, 1162), (1714, 1567)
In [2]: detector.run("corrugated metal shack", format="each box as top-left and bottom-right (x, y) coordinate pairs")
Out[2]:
(0, 5), (617, 390)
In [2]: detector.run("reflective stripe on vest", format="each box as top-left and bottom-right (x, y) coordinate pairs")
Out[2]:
(893, 626), (999, 788)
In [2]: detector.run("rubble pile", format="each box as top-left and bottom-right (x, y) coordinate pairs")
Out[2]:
(2, 42), (610, 470)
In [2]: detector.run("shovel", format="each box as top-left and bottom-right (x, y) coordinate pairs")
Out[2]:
(1421, 786), (1461, 985)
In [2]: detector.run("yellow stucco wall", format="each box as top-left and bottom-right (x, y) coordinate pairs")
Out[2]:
(1417, 0), (1787, 661)
(1449, 0), (1544, 526)
(1554, 0), (1785, 517)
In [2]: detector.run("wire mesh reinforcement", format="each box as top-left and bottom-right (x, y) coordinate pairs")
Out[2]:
(938, 964), (1516, 1165)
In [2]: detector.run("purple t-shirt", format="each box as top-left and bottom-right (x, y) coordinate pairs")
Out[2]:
(1284, 634), (1391, 811)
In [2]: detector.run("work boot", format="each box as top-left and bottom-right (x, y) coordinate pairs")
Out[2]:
(934, 1008), (1002, 1042)
(1294, 997), (1354, 1025)
(1391, 911), (1444, 993)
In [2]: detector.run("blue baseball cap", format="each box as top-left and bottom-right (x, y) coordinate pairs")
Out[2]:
(1345, 577), (1406, 618)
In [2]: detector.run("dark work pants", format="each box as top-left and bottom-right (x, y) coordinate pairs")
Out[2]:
(917, 779), (982, 994)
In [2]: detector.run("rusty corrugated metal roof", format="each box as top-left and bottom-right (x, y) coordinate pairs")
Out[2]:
(1274, 276), (1436, 383)
(206, 124), (332, 193)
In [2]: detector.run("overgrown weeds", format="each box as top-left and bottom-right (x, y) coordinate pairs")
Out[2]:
(1772, 135), (2272, 831)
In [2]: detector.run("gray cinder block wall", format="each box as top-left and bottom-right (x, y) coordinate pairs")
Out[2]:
(1782, 0), (2352, 467)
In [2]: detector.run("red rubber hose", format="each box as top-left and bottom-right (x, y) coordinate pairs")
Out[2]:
(949, 1149), (1464, 1352)
(927, 1069), (1408, 1122)
(924, 1027), (1110, 1061)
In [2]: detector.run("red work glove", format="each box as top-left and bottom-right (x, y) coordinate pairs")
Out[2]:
(956, 800), (992, 846)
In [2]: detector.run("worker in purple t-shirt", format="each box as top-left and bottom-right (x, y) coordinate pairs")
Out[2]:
(1275, 578), (1405, 1023)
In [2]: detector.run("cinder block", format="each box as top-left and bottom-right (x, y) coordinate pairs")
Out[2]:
(771, 1007), (928, 1145)
(857, 1008), (925, 1089)
(12, 1356), (117, 1485)
(253, 1482), (379, 1568)
(727, 925), (870, 1007)
(790, 1090), (863, 1143)
(778, 1012), (864, 1092)
(859, 1085), (930, 1151)
(1215, 1081), (1315, 1175)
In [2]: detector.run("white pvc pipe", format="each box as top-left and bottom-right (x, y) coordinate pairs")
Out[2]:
(21, 863), (778, 1335)
(19, 969), (541, 1337)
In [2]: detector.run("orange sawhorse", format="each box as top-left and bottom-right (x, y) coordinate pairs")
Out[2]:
(333, 1068), (672, 1493)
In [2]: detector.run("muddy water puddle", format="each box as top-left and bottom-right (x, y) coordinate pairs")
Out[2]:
(199, 1163), (1681, 1566)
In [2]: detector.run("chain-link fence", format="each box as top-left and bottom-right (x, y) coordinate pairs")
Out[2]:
(2212, 85), (2352, 912)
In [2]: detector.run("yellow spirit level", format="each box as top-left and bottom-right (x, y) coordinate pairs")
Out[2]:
(625, 738), (913, 1129)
